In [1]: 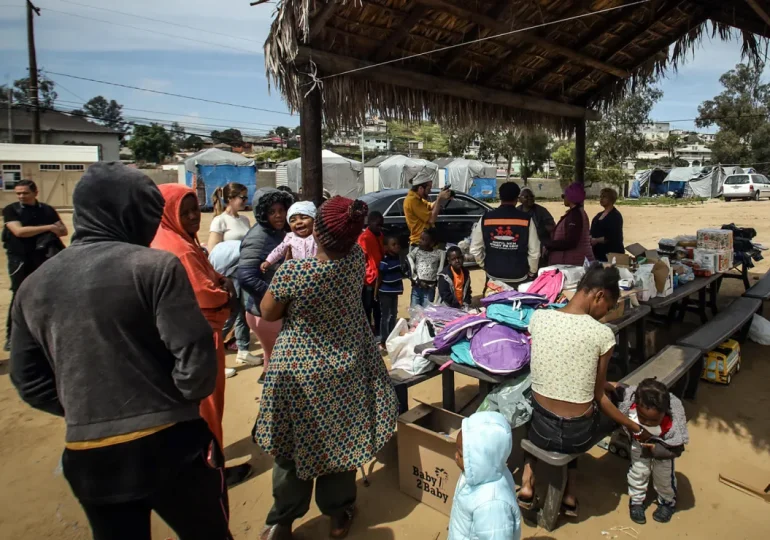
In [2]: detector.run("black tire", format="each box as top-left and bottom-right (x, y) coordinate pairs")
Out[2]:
(736, 362), (741, 373)
(618, 447), (629, 459)
(727, 374), (732, 385)
(754, 190), (761, 201)
(725, 197), (731, 202)
(609, 443), (618, 454)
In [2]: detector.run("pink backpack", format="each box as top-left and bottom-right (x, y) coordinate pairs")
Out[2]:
(527, 269), (564, 303)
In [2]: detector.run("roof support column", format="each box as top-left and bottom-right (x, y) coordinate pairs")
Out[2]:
(575, 119), (586, 185)
(300, 73), (324, 207)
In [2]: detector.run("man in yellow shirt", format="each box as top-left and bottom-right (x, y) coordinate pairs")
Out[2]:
(404, 177), (452, 247)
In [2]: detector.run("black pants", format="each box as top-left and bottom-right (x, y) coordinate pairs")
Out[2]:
(528, 398), (604, 469)
(6, 255), (30, 343)
(362, 285), (381, 337)
(266, 457), (356, 527)
(379, 293), (399, 345)
(77, 451), (232, 540)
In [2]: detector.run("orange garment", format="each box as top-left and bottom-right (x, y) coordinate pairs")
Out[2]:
(357, 228), (384, 286)
(151, 184), (230, 448)
(451, 267), (465, 305)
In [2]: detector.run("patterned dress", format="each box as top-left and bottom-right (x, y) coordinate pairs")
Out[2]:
(254, 245), (399, 480)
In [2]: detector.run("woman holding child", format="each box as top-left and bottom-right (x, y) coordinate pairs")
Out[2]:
(254, 196), (399, 540)
(518, 264), (652, 517)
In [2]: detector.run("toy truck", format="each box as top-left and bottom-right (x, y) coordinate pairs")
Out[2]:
(701, 339), (741, 385)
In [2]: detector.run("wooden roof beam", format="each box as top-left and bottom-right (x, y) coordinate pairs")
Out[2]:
(414, 0), (630, 79)
(708, 5), (770, 38)
(294, 46), (601, 120)
(372, 5), (428, 62)
(745, 0), (770, 28)
(308, 2), (338, 42)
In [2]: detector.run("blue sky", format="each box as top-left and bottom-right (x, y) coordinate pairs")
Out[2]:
(0, 1), (760, 136)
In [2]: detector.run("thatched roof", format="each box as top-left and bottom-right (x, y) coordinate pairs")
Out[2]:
(264, 0), (769, 133)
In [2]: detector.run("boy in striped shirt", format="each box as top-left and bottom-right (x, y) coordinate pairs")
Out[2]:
(376, 236), (405, 349)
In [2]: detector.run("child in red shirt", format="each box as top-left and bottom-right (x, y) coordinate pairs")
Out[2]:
(357, 211), (384, 336)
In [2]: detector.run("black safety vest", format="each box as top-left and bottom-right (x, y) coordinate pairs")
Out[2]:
(481, 205), (531, 281)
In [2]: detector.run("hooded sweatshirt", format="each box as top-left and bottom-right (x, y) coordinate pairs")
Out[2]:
(448, 411), (522, 540)
(238, 188), (293, 315)
(151, 184), (229, 332)
(10, 162), (216, 443)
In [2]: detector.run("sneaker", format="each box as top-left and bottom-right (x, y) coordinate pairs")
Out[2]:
(259, 524), (293, 540)
(629, 504), (646, 525)
(236, 350), (264, 366)
(225, 367), (237, 378)
(257, 372), (266, 385)
(653, 503), (675, 523)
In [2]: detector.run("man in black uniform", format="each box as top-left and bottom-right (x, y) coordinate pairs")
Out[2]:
(469, 182), (541, 289)
(3, 180), (67, 350)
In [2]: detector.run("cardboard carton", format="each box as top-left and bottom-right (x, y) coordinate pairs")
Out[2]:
(697, 228), (733, 251)
(606, 253), (631, 267)
(397, 403), (464, 516)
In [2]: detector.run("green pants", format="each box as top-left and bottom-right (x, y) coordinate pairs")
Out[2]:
(266, 457), (357, 527)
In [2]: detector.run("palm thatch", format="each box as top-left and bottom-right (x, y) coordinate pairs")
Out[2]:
(264, 0), (770, 133)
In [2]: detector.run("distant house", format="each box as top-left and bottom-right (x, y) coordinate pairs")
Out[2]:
(0, 106), (122, 161)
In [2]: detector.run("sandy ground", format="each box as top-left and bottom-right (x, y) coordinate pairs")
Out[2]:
(1, 199), (770, 539)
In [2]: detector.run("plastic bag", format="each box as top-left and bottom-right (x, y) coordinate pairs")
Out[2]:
(387, 318), (434, 375)
(749, 314), (770, 346)
(408, 305), (426, 330)
(477, 373), (533, 428)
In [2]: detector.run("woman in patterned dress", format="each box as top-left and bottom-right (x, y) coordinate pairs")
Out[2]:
(254, 196), (399, 540)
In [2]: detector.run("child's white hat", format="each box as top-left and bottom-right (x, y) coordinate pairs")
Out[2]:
(287, 200), (317, 222)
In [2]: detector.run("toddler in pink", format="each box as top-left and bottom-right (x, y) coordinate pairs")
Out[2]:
(260, 200), (318, 272)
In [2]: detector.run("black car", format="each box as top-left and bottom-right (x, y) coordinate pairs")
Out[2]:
(359, 189), (492, 249)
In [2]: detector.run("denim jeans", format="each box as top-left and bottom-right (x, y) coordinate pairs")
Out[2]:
(528, 398), (604, 469)
(410, 286), (435, 308)
(222, 279), (250, 351)
(379, 293), (399, 346)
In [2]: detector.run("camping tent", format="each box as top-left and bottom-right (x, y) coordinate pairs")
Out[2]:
(631, 168), (669, 197)
(378, 155), (439, 189)
(363, 155), (391, 193)
(660, 166), (740, 198)
(440, 158), (497, 194)
(184, 148), (257, 209)
(280, 149), (363, 199)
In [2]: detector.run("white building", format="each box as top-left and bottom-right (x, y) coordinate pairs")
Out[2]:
(676, 143), (711, 166)
(641, 122), (670, 141)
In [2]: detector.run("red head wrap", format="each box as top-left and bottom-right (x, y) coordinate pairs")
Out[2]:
(314, 196), (368, 253)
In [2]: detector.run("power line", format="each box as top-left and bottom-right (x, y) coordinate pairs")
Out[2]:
(42, 71), (295, 116)
(53, 0), (263, 45)
(36, 5), (259, 55)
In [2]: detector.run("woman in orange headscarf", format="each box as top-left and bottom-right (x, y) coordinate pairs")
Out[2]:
(151, 184), (251, 486)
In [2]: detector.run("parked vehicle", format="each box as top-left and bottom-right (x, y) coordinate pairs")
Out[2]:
(358, 189), (492, 251)
(723, 174), (770, 201)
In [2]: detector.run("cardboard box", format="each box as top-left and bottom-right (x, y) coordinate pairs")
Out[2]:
(697, 228), (733, 251)
(607, 253), (631, 267)
(397, 403), (464, 516)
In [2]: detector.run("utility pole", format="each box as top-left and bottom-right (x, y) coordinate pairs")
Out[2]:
(26, 0), (41, 144)
(7, 86), (12, 143)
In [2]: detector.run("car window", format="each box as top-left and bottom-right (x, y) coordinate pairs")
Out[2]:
(761, 175), (770, 185)
(384, 197), (405, 217)
(725, 175), (749, 185)
(440, 195), (487, 217)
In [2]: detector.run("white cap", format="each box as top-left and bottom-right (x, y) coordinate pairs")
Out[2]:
(410, 176), (433, 187)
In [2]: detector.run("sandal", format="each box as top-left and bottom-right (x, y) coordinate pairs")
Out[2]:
(259, 524), (293, 540)
(516, 492), (538, 510)
(330, 506), (356, 539)
(561, 498), (579, 518)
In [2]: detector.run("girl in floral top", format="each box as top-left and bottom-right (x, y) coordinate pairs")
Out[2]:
(254, 196), (398, 540)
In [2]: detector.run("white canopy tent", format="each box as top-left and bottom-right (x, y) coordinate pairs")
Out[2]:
(378, 155), (439, 189)
(442, 158), (497, 193)
(280, 150), (364, 199)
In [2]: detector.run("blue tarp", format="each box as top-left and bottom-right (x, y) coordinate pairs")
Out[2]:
(186, 164), (257, 209)
(629, 180), (641, 199)
(468, 178), (497, 200)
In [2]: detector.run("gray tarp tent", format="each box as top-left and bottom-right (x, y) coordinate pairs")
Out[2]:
(378, 155), (439, 189)
(661, 166), (741, 198)
(443, 158), (497, 193)
(183, 148), (257, 209)
(282, 149), (363, 199)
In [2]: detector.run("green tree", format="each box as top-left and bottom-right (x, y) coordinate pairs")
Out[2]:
(517, 130), (551, 185)
(2, 71), (58, 108)
(444, 127), (478, 157)
(128, 124), (174, 163)
(664, 133), (681, 159)
(710, 130), (751, 166)
(184, 134), (205, 151)
(274, 126), (290, 148)
(168, 121), (187, 149)
(210, 128), (243, 146)
(588, 86), (663, 173)
(72, 96), (127, 131)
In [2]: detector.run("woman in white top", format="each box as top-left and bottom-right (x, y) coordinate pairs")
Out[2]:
(208, 182), (262, 367)
(518, 263), (651, 517)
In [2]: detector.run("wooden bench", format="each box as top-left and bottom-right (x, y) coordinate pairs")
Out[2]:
(389, 368), (440, 414)
(677, 297), (762, 356)
(520, 344), (702, 532)
(744, 270), (770, 312)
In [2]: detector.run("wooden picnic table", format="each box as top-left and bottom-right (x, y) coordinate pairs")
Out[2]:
(642, 274), (721, 324)
(414, 304), (651, 413)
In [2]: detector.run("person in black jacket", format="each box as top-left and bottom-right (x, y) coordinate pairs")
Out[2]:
(437, 246), (472, 309)
(590, 188), (624, 262)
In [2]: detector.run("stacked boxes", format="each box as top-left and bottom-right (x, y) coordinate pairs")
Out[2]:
(695, 229), (733, 273)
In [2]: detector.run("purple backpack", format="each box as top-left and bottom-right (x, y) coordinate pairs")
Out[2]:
(470, 323), (531, 374)
(481, 290), (548, 307)
(426, 314), (492, 355)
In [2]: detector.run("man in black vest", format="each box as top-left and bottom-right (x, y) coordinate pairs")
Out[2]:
(470, 182), (541, 289)
(3, 180), (67, 350)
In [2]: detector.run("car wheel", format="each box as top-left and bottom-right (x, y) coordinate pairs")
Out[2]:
(618, 447), (629, 459)
(727, 374), (732, 385)
(754, 190), (761, 201)
(736, 362), (741, 373)
(725, 197), (731, 202)
(609, 443), (618, 454)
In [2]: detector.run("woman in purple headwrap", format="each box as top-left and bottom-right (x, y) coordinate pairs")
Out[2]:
(544, 182), (594, 266)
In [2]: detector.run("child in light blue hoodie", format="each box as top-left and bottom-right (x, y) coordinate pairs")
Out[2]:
(449, 411), (522, 540)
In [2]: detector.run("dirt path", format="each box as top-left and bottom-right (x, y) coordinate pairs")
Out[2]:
(1, 199), (769, 539)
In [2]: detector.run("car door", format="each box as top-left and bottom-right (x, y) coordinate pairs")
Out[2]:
(381, 196), (411, 248)
(433, 194), (489, 245)
(761, 175), (770, 198)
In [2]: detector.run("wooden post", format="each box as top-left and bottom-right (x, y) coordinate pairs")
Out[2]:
(299, 74), (324, 207)
(575, 119), (586, 184)
(26, 0), (41, 144)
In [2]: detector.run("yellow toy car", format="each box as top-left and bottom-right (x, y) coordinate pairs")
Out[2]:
(701, 339), (741, 385)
